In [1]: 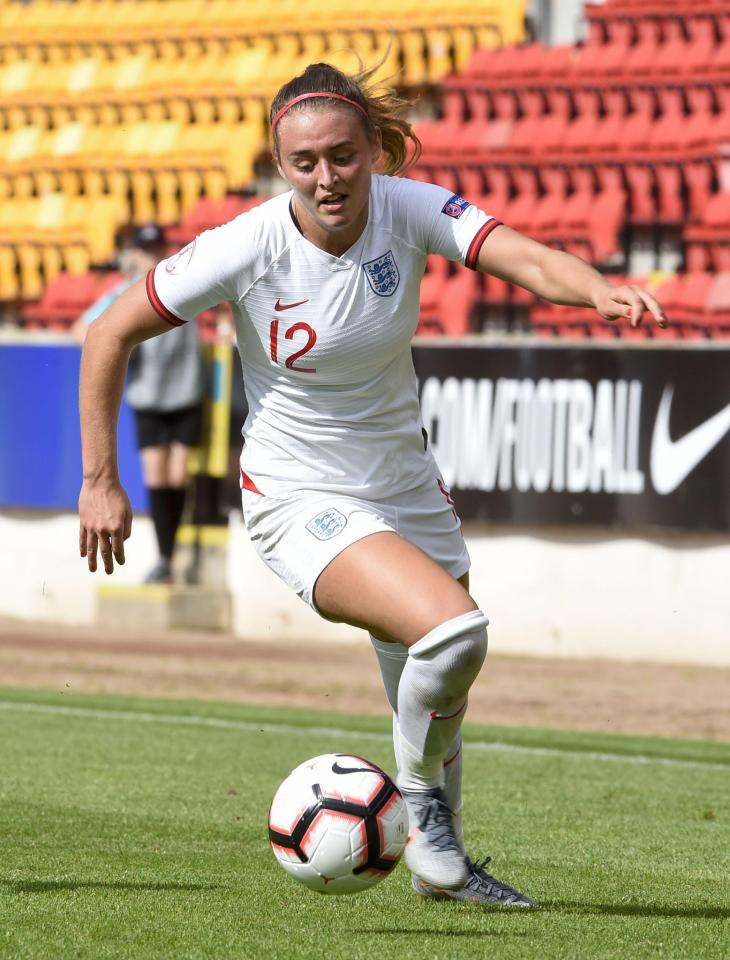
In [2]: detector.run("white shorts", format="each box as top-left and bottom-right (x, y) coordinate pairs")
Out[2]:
(241, 474), (471, 612)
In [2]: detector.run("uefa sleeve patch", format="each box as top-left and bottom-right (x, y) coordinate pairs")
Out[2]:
(441, 195), (471, 219)
(306, 508), (348, 541)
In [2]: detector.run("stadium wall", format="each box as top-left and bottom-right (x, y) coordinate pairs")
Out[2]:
(0, 509), (727, 666)
(1, 339), (727, 665)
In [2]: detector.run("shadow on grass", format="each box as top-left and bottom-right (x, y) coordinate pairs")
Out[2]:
(546, 900), (730, 920)
(1, 879), (221, 894)
(351, 928), (525, 938)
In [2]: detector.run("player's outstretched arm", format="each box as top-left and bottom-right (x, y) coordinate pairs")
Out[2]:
(78, 279), (172, 575)
(476, 224), (668, 329)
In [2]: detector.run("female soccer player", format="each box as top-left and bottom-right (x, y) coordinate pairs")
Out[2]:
(78, 61), (666, 907)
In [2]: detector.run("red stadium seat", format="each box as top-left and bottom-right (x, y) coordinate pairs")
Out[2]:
(439, 270), (478, 335)
(417, 264), (477, 337)
(167, 195), (261, 246)
(419, 255), (448, 320)
(704, 271), (730, 337)
(672, 271), (715, 331)
(20, 270), (110, 329)
(684, 191), (730, 271)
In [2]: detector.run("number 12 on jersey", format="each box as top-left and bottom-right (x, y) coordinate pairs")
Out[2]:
(269, 319), (317, 373)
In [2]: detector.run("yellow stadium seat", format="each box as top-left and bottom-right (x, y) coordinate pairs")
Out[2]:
(400, 30), (428, 86)
(63, 244), (91, 276)
(229, 45), (271, 91)
(106, 171), (132, 222)
(0, 246), (19, 301)
(201, 168), (227, 202)
(52, 121), (87, 163)
(302, 32), (327, 62)
(41, 244), (64, 288)
(217, 98), (242, 125)
(425, 28), (453, 82)
(28, 106), (51, 130)
(243, 98), (267, 124)
(191, 100), (216, 125)
(34, 171), (59, 195)
(450, 26), (478, 73)
(50, 106), (73, 129)
(81, 170), (106, 197)
(58, 171), (82, 196)
(66, 58), (101, 96)
(114, 54), (149, 93)
(17, 243), (43, 300)
(34, 191), (67, 231)
(85, 194), (124, 261)
(154, 170), (180, 226)
(130, 169), (156, 224)
(323, 47), (367, 80)
(371, 32), (407, 82)
(179, 168), (203, 216)
(120, 104), (145, 125)
(5, 125), (40, 163)
(13, 175), (34, 198)
(0, 60), (31, 96)
(223, 119), (264, 190)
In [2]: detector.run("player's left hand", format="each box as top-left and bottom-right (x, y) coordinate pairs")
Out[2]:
(593, 284), (668, 328)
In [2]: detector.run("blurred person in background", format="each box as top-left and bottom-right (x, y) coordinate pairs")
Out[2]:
(74, 224), (206, 584)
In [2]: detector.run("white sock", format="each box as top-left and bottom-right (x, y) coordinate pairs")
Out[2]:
(371, 631), (473, 849)
(443, 732), (464, 849)
(395, 610), (488, 794)
(370, 635), (407, 714)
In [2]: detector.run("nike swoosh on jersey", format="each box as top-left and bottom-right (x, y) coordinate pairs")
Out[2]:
(650, 386), (730, 495)
(274, 298), (309, 311)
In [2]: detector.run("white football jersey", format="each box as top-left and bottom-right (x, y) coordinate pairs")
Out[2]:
(150, 175), (500, 499)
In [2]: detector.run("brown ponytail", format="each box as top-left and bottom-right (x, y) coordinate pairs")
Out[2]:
(270, 60), (421, 176)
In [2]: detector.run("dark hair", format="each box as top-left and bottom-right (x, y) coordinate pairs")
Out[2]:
(270, 61), (421, 176)
(132, 223), (165, 249)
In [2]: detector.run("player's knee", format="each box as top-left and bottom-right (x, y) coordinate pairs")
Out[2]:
(407, 610), (488, 700)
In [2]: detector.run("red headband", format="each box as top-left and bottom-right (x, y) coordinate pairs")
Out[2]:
(271, 92), (370, 130)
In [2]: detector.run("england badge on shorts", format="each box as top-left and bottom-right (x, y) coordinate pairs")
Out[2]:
(363, 250), (400, 297)
(306, 508), (348, 540)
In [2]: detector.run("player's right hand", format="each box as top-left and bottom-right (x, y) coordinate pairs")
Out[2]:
(78, 480), (133, 575)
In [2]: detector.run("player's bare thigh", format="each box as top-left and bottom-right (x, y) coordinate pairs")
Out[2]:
(313, 532), (477, 648)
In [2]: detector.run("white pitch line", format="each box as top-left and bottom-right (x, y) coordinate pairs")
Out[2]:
(0, 700), (728, 773)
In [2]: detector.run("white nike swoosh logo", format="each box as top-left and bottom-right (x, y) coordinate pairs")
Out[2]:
(650, 387), (730, 495)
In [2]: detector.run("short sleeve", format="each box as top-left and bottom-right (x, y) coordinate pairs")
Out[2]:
(392, 178), (503, 270)
(148, 216), (259, 325)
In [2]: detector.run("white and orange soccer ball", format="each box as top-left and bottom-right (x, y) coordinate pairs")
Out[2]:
(268, 753), (408, 895)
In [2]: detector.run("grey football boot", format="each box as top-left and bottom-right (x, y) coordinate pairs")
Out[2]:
(412, 855), (538, 907)
(401, 787), (469, 890)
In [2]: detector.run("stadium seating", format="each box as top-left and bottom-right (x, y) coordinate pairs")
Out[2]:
(20, 269), (124, 330)
(3, 0), (728, 339)
(0, 0), (526, 309)
(405, 0), (730, 339)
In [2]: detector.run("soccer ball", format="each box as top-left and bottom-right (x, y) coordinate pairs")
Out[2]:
(268, 753), (408, 895)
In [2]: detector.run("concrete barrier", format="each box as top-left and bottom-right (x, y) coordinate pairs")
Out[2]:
(1, 510), (727, 666)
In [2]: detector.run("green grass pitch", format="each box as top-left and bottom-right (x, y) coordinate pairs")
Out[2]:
(0, 687), (728, 960)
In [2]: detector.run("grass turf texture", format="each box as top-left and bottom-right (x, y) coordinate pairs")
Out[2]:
(0, 688), (728, 960)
